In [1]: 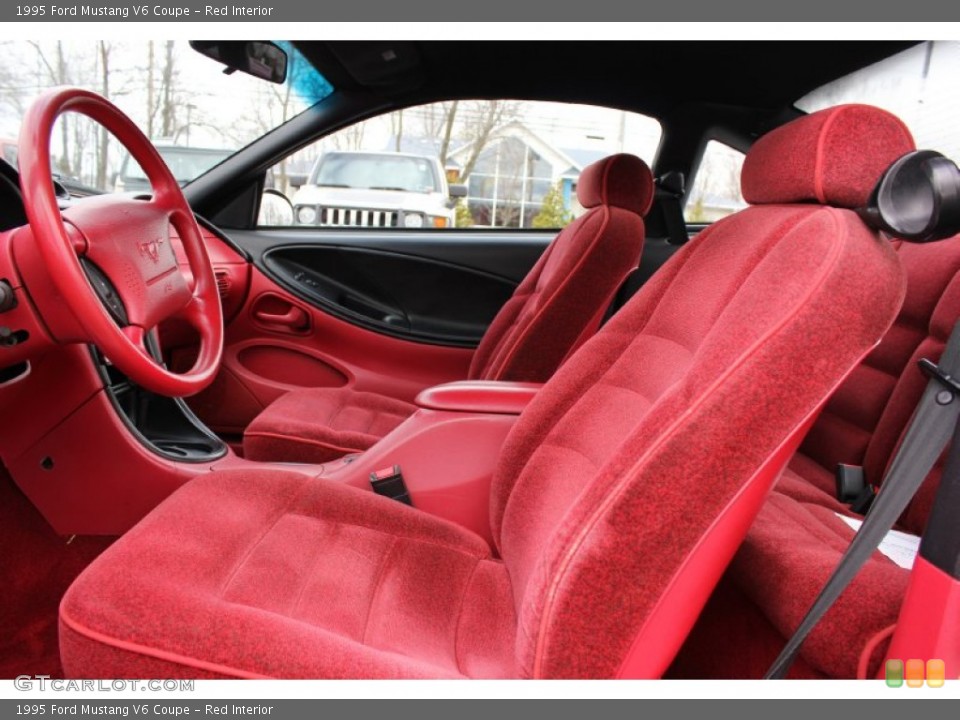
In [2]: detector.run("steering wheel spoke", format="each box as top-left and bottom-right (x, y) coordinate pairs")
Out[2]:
(64, 222), (89, 256)
(145, 190), (179, 215)
(120, 324), (151, 359)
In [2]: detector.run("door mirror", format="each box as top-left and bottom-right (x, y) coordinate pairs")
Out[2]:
(448, 184), (468, 199)
(285, 171), (309, 190)
(258, 188), (294, 226)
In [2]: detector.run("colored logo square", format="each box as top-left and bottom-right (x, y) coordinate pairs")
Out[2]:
(926, 659), (945, 688)
(885, 659), (904, 687)
(906, 658), (925, 687)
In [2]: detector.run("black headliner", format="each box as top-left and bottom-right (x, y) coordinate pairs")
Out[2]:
(295, 41), (918, 118)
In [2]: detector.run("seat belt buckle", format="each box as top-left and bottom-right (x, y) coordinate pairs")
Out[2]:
(835, 464), (866, 503)
(849, 485), (876, 515)
(370, 464), (412, 506)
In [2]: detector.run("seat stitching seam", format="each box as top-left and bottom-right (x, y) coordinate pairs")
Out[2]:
(452, 557), (484, 676)
(539, 440), (600, 470)
(217, 480), (308, 598)
(244, 430), (367, 456)
(595, 379), (654, 403)
(59, 607), (272, 680)
(361, 537), (399, 644)
(811, 408), (881, 438)
(288, 523), (333, 620)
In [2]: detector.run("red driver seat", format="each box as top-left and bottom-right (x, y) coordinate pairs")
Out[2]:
(59, 105), (911, 678)
(243, 153), (654, 463)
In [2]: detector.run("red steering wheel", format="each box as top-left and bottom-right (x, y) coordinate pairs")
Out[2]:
(18, 87), (223, 397)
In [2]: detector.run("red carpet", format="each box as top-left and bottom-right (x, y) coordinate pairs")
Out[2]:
(0, 467), (113, 678)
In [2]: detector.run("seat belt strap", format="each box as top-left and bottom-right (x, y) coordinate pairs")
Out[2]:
(765, 319), (960, 679)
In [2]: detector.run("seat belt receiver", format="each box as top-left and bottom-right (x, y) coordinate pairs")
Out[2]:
(836, 464), (875, 514)
(370, 464), (412, 506)
(835, 464), (867, 503)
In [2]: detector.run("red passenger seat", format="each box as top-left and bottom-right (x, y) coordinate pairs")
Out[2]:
(59, 105), (909, 679)
(243, 154), (654, 463)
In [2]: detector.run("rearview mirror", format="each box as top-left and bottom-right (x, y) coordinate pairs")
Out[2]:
(190, 41), (288, 84)
(448, 184), (468, 199)
(286, 172), (309, 190)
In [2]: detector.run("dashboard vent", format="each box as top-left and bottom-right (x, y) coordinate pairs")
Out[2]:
(214, 270), (231, 298)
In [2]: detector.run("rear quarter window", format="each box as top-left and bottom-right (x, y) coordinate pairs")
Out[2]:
(684, 140), (746, 223)
(797, 41), (960, 162)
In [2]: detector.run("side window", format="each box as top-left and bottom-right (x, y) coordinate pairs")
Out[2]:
(684, 140), (747, 223)
(259, 100), (661, 229)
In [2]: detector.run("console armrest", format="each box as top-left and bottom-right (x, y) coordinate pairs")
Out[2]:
(415, 381), (542, 415)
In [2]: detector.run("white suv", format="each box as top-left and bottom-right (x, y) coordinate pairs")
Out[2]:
(291, 151), (466, 229)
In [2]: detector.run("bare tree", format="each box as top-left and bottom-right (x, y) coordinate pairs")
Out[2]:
(160, 41), (176, 138)
(438, 101), (458, 165)
(455, 100), (520, 182)
(391, 109), (403, 152)
(95, 41), (110, 188)
(0, 42), (31, 123)
(28, 41), (74, 177)
(327, 123), (366, 151)
(145, 41), (155, 139)
(487, 136), (528, 227)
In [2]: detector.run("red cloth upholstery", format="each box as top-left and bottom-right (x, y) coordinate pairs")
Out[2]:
(490, 205), (902, 678)
(61, 107), (906, 679)
(799, 235), (960, 520)
(669, 472), (906, 681)
(575, 153), (655, 215)
(742, 104), (914, 209)
(730, 472), (909, 680)
(244, 154), (653, 463)
(61, 471), (516, 678)
(243, 388), (416, 464)
(666, 576), (827, 680)
(674, 235), (960, 680)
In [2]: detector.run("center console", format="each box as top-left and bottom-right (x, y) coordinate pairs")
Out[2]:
(322, 381), (542, 545)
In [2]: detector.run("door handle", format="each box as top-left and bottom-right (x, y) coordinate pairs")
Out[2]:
(254, 306), (309, 330)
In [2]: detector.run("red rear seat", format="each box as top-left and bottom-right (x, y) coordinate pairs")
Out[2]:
(791, 237), (960, 528)
(671, 233), (960, 679)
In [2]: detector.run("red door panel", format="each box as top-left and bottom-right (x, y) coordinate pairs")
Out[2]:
(166, 259), (474, 437)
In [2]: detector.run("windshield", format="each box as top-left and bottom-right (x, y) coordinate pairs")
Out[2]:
(123, 148), (235, 184)
(0, 40), (333, 192)
(312, 153), (440, 193)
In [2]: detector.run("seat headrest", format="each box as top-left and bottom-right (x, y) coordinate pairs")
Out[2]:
(577, 153), (654, 216)
(858, 150), (960, 243)
(741, 104), (916, 209)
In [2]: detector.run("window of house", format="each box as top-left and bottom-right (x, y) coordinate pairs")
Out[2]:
(261, 100), (661, 229)
(684, 140), (746, 223)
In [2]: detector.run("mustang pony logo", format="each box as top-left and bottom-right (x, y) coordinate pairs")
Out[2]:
(138, 237), (165, 263)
